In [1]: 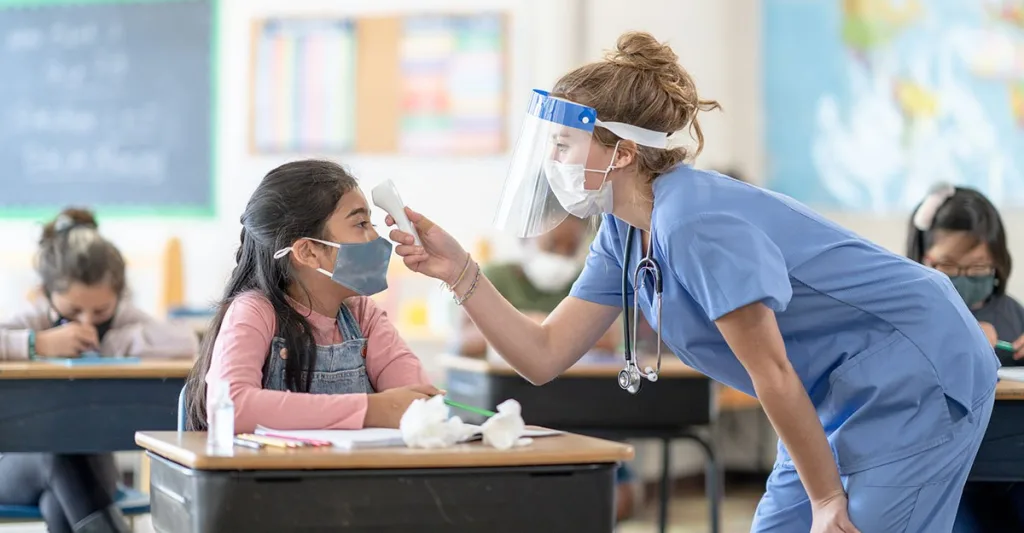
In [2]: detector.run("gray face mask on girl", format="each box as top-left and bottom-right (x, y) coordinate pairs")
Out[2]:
(949, 274), (996, 308)
(274, 237), (392, 296)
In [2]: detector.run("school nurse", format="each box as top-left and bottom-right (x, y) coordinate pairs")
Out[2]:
(388, 32), (998, 532)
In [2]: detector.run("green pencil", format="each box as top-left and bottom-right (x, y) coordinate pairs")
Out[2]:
(443, 398), (497, 418)
(997, 340), (1015, 352)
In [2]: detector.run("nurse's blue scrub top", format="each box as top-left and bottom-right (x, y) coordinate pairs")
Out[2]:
(570, 166), (999, 475)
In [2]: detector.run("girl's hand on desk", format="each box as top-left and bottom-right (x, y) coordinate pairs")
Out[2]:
(364, 384), (443, 428)
(1012, 334), (1024, 360)
(386, 208), (469, 286)
(34, 322), (99, 357)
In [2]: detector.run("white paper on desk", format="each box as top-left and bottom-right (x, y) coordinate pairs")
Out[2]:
(255, 425), (563, 450)
(998, 367), (1024, 383)
(255, 426), (405, 450)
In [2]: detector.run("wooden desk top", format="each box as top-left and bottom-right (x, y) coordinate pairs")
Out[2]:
(136, 431), (634, 471)
(997, 380), (1024, 400)
(0, 358), (194, 380)
(440, 354), (702, 379)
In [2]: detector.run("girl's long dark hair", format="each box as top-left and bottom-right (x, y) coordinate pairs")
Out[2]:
(906, 185), (1012, 295)
(184, 160), (358, 430)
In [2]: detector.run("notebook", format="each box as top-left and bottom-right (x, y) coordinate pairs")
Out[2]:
(998, 367), (1024, 383)
(254, 425), (563, 450)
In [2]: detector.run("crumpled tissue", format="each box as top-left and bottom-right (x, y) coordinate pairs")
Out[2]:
(399, 395), (475, 449)
(480, 399), (530, 450)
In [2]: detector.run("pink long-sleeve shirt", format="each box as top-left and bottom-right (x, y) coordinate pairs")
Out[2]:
(205, 291), (429, 433)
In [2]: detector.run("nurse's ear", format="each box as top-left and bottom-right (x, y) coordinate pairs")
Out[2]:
(611, 140), (637, 171)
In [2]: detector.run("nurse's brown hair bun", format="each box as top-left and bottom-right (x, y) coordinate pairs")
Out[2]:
(610, 31), (680, 72)
(552, 31), (721, 181)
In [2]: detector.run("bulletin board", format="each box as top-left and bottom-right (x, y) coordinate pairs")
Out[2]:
(248, 13), (508, 156)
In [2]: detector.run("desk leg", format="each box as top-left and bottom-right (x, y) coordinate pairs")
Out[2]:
(658, 437), (671, 533)
(679, 432), (721, 533)
(140, 454), (150, 494)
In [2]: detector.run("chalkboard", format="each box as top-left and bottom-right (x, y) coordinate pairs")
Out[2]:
(0, 0), (215, 217)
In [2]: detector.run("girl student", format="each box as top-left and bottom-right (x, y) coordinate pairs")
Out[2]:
(0, 207), (197, 533)
(184, 160), (439, 433)
(907, 183), (1024, 362)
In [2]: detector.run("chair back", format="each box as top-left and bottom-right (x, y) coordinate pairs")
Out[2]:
(177, 385), (187, 432)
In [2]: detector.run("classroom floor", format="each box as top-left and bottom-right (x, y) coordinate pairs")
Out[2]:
(618, 484), (762, 533)
(0, 486), (763, 533)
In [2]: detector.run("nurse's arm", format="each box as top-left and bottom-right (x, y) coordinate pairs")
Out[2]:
(715, 301), (846, 505)
(455, 265), (620, 384)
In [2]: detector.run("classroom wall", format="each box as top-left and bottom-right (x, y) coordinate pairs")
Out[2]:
(0, 0), (1020, 313)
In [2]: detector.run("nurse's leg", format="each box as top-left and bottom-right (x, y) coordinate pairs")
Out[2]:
(846, 397), (993, 532)
(749, 464), (812, 533)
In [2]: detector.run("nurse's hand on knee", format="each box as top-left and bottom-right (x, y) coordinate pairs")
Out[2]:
(386, 208), (468, 283)
(811, 492), (861, 533)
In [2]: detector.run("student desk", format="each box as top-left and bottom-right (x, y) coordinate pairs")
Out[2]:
(442, 355), (721, 533)
(971, 380), (1024, 481)
(136, 430), (633, 533)
(0, 359), (192, 453)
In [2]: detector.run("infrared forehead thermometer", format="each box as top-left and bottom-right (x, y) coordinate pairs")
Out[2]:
(372, 179), (422, 246)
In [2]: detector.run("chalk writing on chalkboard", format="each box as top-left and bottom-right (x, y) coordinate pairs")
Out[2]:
(0, 0), (214, 217)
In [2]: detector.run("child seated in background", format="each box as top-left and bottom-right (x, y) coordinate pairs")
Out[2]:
(184, 160), (438, 433)
(0, 208), (199, 360)
(0, 208), (197, 533)
(907, 184), (1024, 532)
(907, 184), (1024, 359)
(456, 216), (638, 522)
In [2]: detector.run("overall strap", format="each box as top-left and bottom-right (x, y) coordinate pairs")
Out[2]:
(336, 303), (363, 341)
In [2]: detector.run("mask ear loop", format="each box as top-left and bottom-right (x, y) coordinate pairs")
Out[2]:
(273, 239), (341, 279)
(274, 238), (343, 259)
(582, 140), (623, 184)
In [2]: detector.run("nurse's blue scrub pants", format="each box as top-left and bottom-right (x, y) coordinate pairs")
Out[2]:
(751, 391), (994, 533)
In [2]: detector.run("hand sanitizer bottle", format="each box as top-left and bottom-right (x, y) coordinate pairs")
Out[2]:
(207, 380), (235, 454)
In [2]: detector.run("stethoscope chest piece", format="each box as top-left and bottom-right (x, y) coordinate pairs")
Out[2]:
(618, 367), (643, 394)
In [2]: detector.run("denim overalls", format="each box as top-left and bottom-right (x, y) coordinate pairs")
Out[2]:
(262, 304), (375, 394)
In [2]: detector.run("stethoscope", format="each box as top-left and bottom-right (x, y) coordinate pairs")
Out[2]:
(618, 225), (664, 394)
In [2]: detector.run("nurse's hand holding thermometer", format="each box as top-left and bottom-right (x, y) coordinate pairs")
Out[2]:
(384, 207), (465, 285)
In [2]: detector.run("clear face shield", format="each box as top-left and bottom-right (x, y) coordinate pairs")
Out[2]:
(494, 89), (679, 238)
(494, 90), (597, 238)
